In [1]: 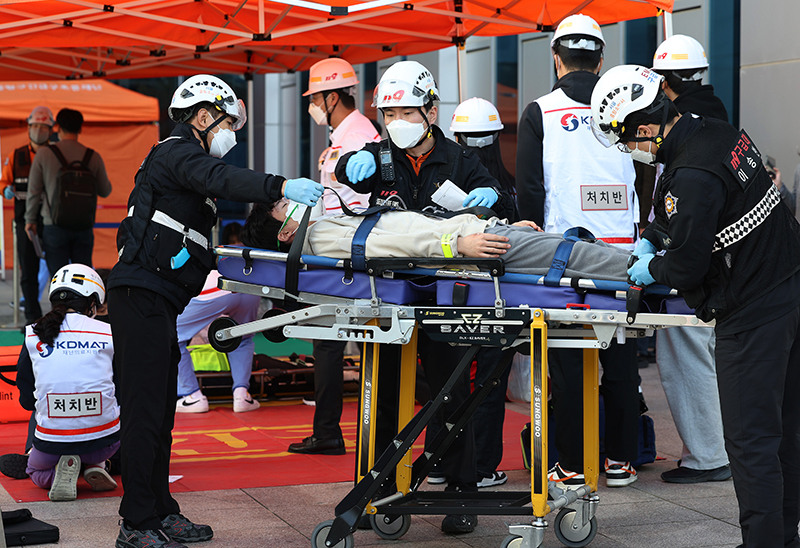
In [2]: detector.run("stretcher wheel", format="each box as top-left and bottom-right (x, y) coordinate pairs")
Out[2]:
(261, 308), (288, 343)
(311, 520), (353, 548)
(208, 317), (241, 353)
(500, 535), (523, 548)
(369, 513), (411, 540)
(553, 508), (597, 547)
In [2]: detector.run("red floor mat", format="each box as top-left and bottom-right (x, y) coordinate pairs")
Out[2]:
(0, 400), (529, 502)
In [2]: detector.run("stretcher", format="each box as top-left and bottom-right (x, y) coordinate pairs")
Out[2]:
(210, 245), (709, 548)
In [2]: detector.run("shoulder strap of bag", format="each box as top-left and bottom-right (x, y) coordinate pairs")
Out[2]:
(48, 144), (68, 168)
(81, 148), (94, 169)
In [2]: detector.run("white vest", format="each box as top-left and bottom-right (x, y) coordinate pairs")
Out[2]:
(319, 110), (380, 213)
(27, 313), (119, 444)
(536, 88), (639, 250)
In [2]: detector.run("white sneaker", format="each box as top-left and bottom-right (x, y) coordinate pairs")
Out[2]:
(233, 391), (260, 413)
(49, 455), (80, 502)
(83, 465), (118, 492)
(176, 392), (209, 414)
(605, 459), (638, 487)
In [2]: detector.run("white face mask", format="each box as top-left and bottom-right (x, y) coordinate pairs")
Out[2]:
(386, 119), (426, 150)
(209, 127), (236, 158)
(29, 126), (50, 145)
(630, 139), (656, 165)
(308, 102), (329, 126)
(286, 199), (326, 223)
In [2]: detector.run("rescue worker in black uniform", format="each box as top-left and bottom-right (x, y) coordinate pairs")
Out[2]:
(107, 75), (324, 548)
(592, 65), (800, 548)
(1, 106), (53, 324)
(335, 60), (513, 535)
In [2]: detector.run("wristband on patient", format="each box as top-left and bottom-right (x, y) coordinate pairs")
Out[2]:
(441, 233), (455, 258)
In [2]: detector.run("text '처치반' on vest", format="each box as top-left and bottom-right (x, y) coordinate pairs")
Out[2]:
(46, 145), (98, 230)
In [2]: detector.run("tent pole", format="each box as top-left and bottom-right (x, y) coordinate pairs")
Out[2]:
(662, 10), (673, 39)
(456, 43), (466, 103)
(247, 74), (255, 171)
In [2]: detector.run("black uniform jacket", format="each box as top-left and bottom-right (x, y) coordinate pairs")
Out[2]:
(109, 123), (286, 311)
(515, 71), (598, 226)
(673, 85), (729, 123)
(334, 124), (516, 220)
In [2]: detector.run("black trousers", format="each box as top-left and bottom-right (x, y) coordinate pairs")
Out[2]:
(312, 339), (347, 440)
(376, 332), (477, 488)
(472, 347), (512, 477)
(716, 306), (800, 548)
(14, 217), (42, 323)
(108, 286), (181, 531)
(549, 340), (639, 472)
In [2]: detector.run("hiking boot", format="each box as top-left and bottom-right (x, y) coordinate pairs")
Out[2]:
(49, 455), (80, 502)
(477, 471), (508, 488)
(116, 522), (186, 548)
(176, 393), (208, 414)
(0, 453), (29, 479)
(605, 459), (638, 487)
(547, 462), (585, 491)
(84, 464), (118, 491)
(441, 514), (477, 534)
(160, 513), (213, 543)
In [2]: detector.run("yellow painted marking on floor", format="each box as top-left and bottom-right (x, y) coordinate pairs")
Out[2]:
(205, 432), (248, 448)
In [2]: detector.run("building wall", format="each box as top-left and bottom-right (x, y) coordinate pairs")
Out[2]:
(739, 0), (800, 199)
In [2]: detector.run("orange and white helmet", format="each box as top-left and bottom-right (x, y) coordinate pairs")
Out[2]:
(372, 60), (439, 109)
(450, 98), (503, 133)
(653, 34), (708, 78)
(49, 264), (105, 304)
(169, 75), (247, 131)
(303, 58), (359, 97)
(551, 13), (605, 51)
(28, 106), (54, 127)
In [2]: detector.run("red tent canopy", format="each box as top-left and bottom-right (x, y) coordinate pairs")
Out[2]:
(0, 0), (672, 79)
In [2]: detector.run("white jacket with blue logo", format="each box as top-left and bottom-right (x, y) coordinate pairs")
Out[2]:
(25, 313), (118, 444)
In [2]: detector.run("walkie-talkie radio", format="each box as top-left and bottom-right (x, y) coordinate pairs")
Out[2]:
(379, 143), (395, 183)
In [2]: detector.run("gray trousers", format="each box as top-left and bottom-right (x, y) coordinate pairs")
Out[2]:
(485, 225), (629, 281)
(657, 326), (728, 470)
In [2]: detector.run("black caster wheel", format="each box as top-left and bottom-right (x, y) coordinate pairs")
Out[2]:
(553, 508), (597, 547)
(500, 534), (523, 548)
(208, 317), (241, 353)
(311, 520), (353, 548)
(369, 513), (411, 540)
(261, 308), (288, 343)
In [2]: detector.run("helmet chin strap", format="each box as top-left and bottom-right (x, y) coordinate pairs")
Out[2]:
(196, 109), (228, 153)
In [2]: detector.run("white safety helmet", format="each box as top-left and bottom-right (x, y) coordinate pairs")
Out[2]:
(49, 264), (106, 305)
(550, 13), (605, 51)
(372, 60), (440, 109)
(303, 58), (359, 97)
(652, 34), (708, 78)
(450, 98), (503, 133)
(169, 75), (247, 131)
(28, 106), (54, 127)
(590, 64), (665, 148)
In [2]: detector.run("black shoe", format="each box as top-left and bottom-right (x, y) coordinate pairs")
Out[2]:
(441, 515), (477, 534)
(0, 453), (29, 479)
(660, 464), (732, 484)
(116, 522), (186, 548)
(287, 436), (345, 455)
(160, 514), (213, 543)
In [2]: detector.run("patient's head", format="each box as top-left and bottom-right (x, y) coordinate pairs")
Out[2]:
(241, 199), (298, 252)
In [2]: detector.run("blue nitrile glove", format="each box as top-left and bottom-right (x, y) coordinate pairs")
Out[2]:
(462, 187), (499, 209)
(284, 177), (323, 206)
(345, 150), (376, 183)
(3, 186), (14, 200)
(632, 238), (656, 258)
(627, 253), (656, 286)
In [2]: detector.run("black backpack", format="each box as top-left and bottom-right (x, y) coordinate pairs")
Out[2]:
(46, 144), (97, 230)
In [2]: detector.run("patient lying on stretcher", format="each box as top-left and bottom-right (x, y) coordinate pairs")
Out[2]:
(240, 200), (631, 282)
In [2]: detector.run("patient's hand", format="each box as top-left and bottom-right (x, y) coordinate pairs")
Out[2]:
(511, 220), (543, 231)
(458, 233), (511, 258)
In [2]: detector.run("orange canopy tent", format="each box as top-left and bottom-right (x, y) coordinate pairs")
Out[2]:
(0, 0), (672, 79)
(0, 79), (159, 270)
